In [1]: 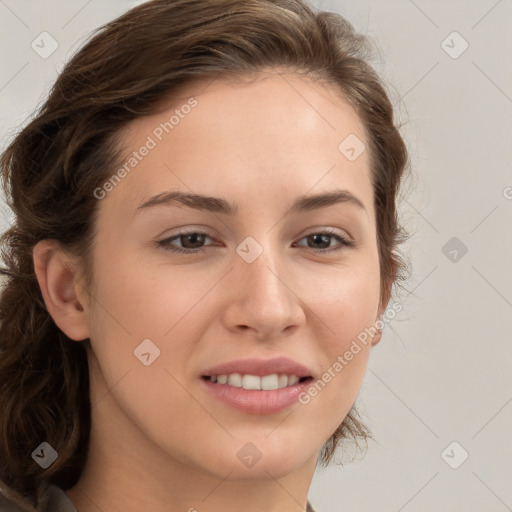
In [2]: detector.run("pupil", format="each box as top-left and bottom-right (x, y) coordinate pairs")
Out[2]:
(309, 234), (329, 249)
(183, 233), (204, 248)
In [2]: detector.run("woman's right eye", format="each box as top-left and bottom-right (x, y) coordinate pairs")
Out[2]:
(158, 231), (214, 254)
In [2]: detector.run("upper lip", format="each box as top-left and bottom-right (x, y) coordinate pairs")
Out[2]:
(201, 357), (313, 378)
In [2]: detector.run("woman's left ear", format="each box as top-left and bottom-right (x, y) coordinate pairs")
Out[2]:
(372, 282), (392, 347)
(371, 298), (389, 347)
(371, 314), (384, 347)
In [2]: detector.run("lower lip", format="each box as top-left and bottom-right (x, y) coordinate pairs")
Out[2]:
(201, 377), (313, 415)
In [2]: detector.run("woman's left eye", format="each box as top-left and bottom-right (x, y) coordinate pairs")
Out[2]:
(293, 231), (355, 253)
(158, 229), (354, 255)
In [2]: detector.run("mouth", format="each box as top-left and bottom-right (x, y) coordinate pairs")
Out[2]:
(199, 356), (315, 414)
(200, 371), (314, 415)
(201, 373), (313, 391)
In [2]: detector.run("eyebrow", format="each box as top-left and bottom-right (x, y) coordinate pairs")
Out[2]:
(135, 189), (367, 216)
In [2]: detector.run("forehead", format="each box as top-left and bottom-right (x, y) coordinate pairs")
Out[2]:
(99, 72), (373, 221)
(121, 70), (367, 151)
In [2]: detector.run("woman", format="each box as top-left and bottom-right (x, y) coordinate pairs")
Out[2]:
(0, 0), (409, 511)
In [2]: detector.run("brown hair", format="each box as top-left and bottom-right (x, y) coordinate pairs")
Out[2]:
(0, 0), (409, 508)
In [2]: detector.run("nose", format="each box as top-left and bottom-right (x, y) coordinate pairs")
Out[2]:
(220, 245), (306, 341)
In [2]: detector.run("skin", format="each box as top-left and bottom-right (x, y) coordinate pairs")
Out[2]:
(33, 71), (386, 512)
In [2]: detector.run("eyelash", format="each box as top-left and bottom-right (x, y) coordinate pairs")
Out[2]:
(157, 229), (355, 255)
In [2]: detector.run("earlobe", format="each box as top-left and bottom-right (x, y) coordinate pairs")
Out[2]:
(373, 283), (392, 347)
(33, 240), (90, 341)
(371, 324), (383, 346)
(371, 310), (385, 347)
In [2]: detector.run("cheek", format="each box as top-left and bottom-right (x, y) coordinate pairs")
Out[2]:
(87, 245), (181, 337)
(85, 245), (214, 387)
(302, 257), (380, 416)
(310, 253), (381, 349)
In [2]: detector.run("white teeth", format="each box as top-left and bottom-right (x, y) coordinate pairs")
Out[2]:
(227, 373), (242, 387)
(216, 374), (228, 384)
(242, 374), (261, 390)
(288, 375), (299, 386)
(261, 374), (278, 390)
(209, 373), (305, 390)
(278, 374), (288, 388)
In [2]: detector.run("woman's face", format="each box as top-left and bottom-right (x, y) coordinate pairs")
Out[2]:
(80, 72), (383, 481)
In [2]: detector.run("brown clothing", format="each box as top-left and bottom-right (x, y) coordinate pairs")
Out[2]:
(0, 484), (318, 511)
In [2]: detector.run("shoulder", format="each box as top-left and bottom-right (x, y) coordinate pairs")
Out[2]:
(45, 485), (77, 512)
(0, 484), (77, 512)
(0, 482), (35, 512)
(0, 490), (34, 512)
(306, 500), (318, 512)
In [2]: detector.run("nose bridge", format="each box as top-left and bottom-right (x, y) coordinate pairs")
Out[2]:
(225, 235), (304, 336)
(246, 250), (285, 300)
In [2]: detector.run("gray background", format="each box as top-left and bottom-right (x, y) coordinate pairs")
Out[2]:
(1, 1), (511, 511)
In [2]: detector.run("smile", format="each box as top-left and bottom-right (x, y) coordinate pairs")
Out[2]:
(204, 373), (310, 390)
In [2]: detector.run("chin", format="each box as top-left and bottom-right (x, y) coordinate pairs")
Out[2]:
(194, 434), (317, 481)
